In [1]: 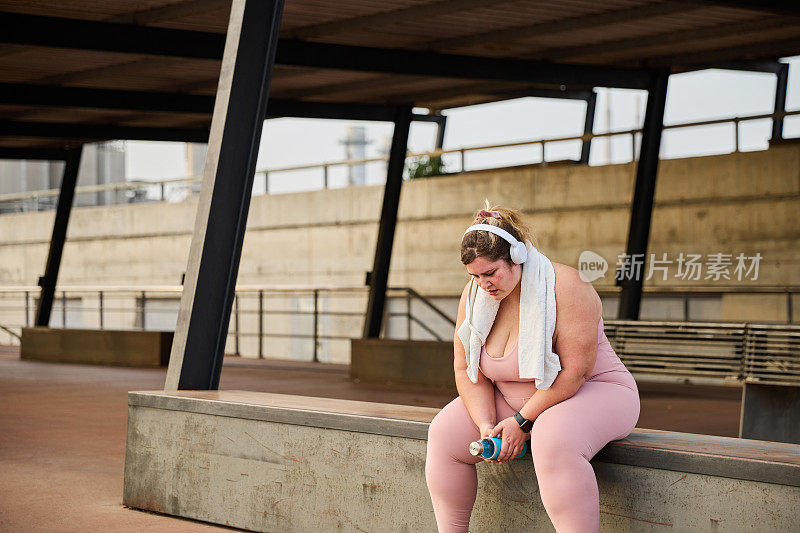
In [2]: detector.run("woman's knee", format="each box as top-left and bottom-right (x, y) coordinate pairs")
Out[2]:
(428, 398), (462, 441)
(427, 408), (449, 445)
(427, 397), (476, 449)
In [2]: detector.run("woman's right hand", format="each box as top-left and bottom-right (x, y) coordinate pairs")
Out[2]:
(478, 423), (498, 463)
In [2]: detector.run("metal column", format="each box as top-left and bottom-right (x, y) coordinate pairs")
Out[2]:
(363, 104), (413, 338)
(617, 70), (669, 320)
(164, 0), (284, 390)
(579, 91), (597, 164)
(771, 62), (788, 142)
(434, 114), (447, 150)
(35, 147), (82, 327)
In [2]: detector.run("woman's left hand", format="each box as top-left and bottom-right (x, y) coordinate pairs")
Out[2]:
(489, 417), (527, 463)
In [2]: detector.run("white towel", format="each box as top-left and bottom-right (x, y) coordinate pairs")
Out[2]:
(456, 240), (561, 389)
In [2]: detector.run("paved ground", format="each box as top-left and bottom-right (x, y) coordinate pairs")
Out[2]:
(0, 346), (741, 531)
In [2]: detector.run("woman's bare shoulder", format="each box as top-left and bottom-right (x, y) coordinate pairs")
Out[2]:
(551, 261), (602, 327)
(551, 262), (581, 287)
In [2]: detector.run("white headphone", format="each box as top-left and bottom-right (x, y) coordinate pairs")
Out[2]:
(462, 224), (528, 264)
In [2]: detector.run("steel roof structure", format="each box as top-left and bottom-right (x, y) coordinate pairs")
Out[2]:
(0, 0), (797, 151)
(2, 0), (797, 389)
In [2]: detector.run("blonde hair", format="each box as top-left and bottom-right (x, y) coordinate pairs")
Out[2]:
(460, 199), (538, 265)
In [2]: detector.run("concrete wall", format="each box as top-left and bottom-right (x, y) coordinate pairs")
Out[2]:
(1, 146), (798, 355)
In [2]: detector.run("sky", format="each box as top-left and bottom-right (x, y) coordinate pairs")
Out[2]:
(126, 56), (800, 196)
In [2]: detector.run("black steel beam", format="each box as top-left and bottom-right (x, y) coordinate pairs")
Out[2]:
(0, 147), (73, 160)
(35, 146), (82, 327)
(363, 104), (413, 339)
(176, 0), (284, 390)
(617, 70), (669, 320)
(698, 1), (800, 16)
(267, 100), (431, 122)
(771, 63), (789, 141)
(0, 12), (225, 59)
(276, 40), (649, 89)
(579, 91), (597, 164)
(0, 83), (444, 124)
(0, 83), (214, 113)
(0, 12), (650, 89)
(435, 114), (447, 150)
(0, 120), (210, 143)
(683, 59), (786, 74)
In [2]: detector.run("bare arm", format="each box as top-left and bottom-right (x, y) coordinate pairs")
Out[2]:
(517, 267), (602, 422)
(453, 280), (497, 435)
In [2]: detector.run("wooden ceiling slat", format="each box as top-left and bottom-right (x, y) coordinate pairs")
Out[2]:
(645, 36), (800, 69)
(410, 1), (701, 53)
(574, 25), (800, 65)
(107, 0), (229, 25)
(529, 15), (793, 62)
(285, 0), (512, 40)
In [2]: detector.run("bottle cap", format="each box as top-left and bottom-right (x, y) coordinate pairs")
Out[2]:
(468, 441), (484, 456)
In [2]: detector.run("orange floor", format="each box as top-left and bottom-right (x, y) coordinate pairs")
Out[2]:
(0, 347), (741, 531)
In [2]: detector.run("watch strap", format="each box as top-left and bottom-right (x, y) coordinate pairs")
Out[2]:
(514, 411), (533, 433)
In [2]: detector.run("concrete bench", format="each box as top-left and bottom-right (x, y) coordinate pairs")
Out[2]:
(21, 327), (172, 367)
(123, 391), (800, 532)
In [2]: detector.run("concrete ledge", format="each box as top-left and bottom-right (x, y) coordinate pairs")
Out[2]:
(21, 327), (172, 367)
(124, 391), (800, 531)
(350, 338), (455, 389)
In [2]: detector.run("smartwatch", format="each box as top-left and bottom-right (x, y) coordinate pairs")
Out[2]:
(514, 411), (533, 433)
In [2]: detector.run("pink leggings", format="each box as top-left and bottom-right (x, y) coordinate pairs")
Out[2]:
(425, 374), (639, 532)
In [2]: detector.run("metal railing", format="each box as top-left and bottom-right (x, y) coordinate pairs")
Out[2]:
(2, 108), (798, 210)
(0, 285), (454, 363)
(605, 320), (800, 387)
(1, 285), (797, 385)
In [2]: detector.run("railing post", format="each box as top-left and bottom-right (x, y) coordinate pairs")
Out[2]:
(734, 118), (740, 152)
(160, 182), (165, 201)
(406, 291), (411, 340)
(313, 289), (319, 362)
(323, 165), (329, 189)
(25, 291), (30, 327)
(61, 291), (66, 327)
(234, 293), (240, 356)
(540, 141), (547, 167)
(258, 289), (264, 359)
(140, 291), (146, 330)
(631, 131), (637, 162)
(264, 171), (269, 194)
(460, 149), (465, 172)
(98, 290), (104, 329)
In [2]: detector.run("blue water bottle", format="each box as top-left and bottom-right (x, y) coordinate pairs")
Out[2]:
(468, 437), (529, 460)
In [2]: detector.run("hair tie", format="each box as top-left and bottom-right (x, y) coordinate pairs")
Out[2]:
(477, 209), (501, 220)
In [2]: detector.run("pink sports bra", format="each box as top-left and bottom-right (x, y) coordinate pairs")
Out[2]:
(478, 317), (629, 401)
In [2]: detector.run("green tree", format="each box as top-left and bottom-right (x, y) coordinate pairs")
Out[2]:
(406, 155), (447, 180)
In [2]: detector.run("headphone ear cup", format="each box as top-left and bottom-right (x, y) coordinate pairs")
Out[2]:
(512, 242), (527, 264)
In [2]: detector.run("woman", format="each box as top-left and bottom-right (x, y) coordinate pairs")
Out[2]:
(425, 203), (640, 532)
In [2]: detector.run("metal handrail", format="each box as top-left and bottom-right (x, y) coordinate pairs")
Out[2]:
(0, 284), (456, 360)
(2, 108), (798, 206)
(1, 284), (797, 384)
(0, 324), (20, 341)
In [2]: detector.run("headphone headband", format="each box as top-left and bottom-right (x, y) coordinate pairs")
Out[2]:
(463, 224), (518, 244)
(462, 224), (528, 264)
